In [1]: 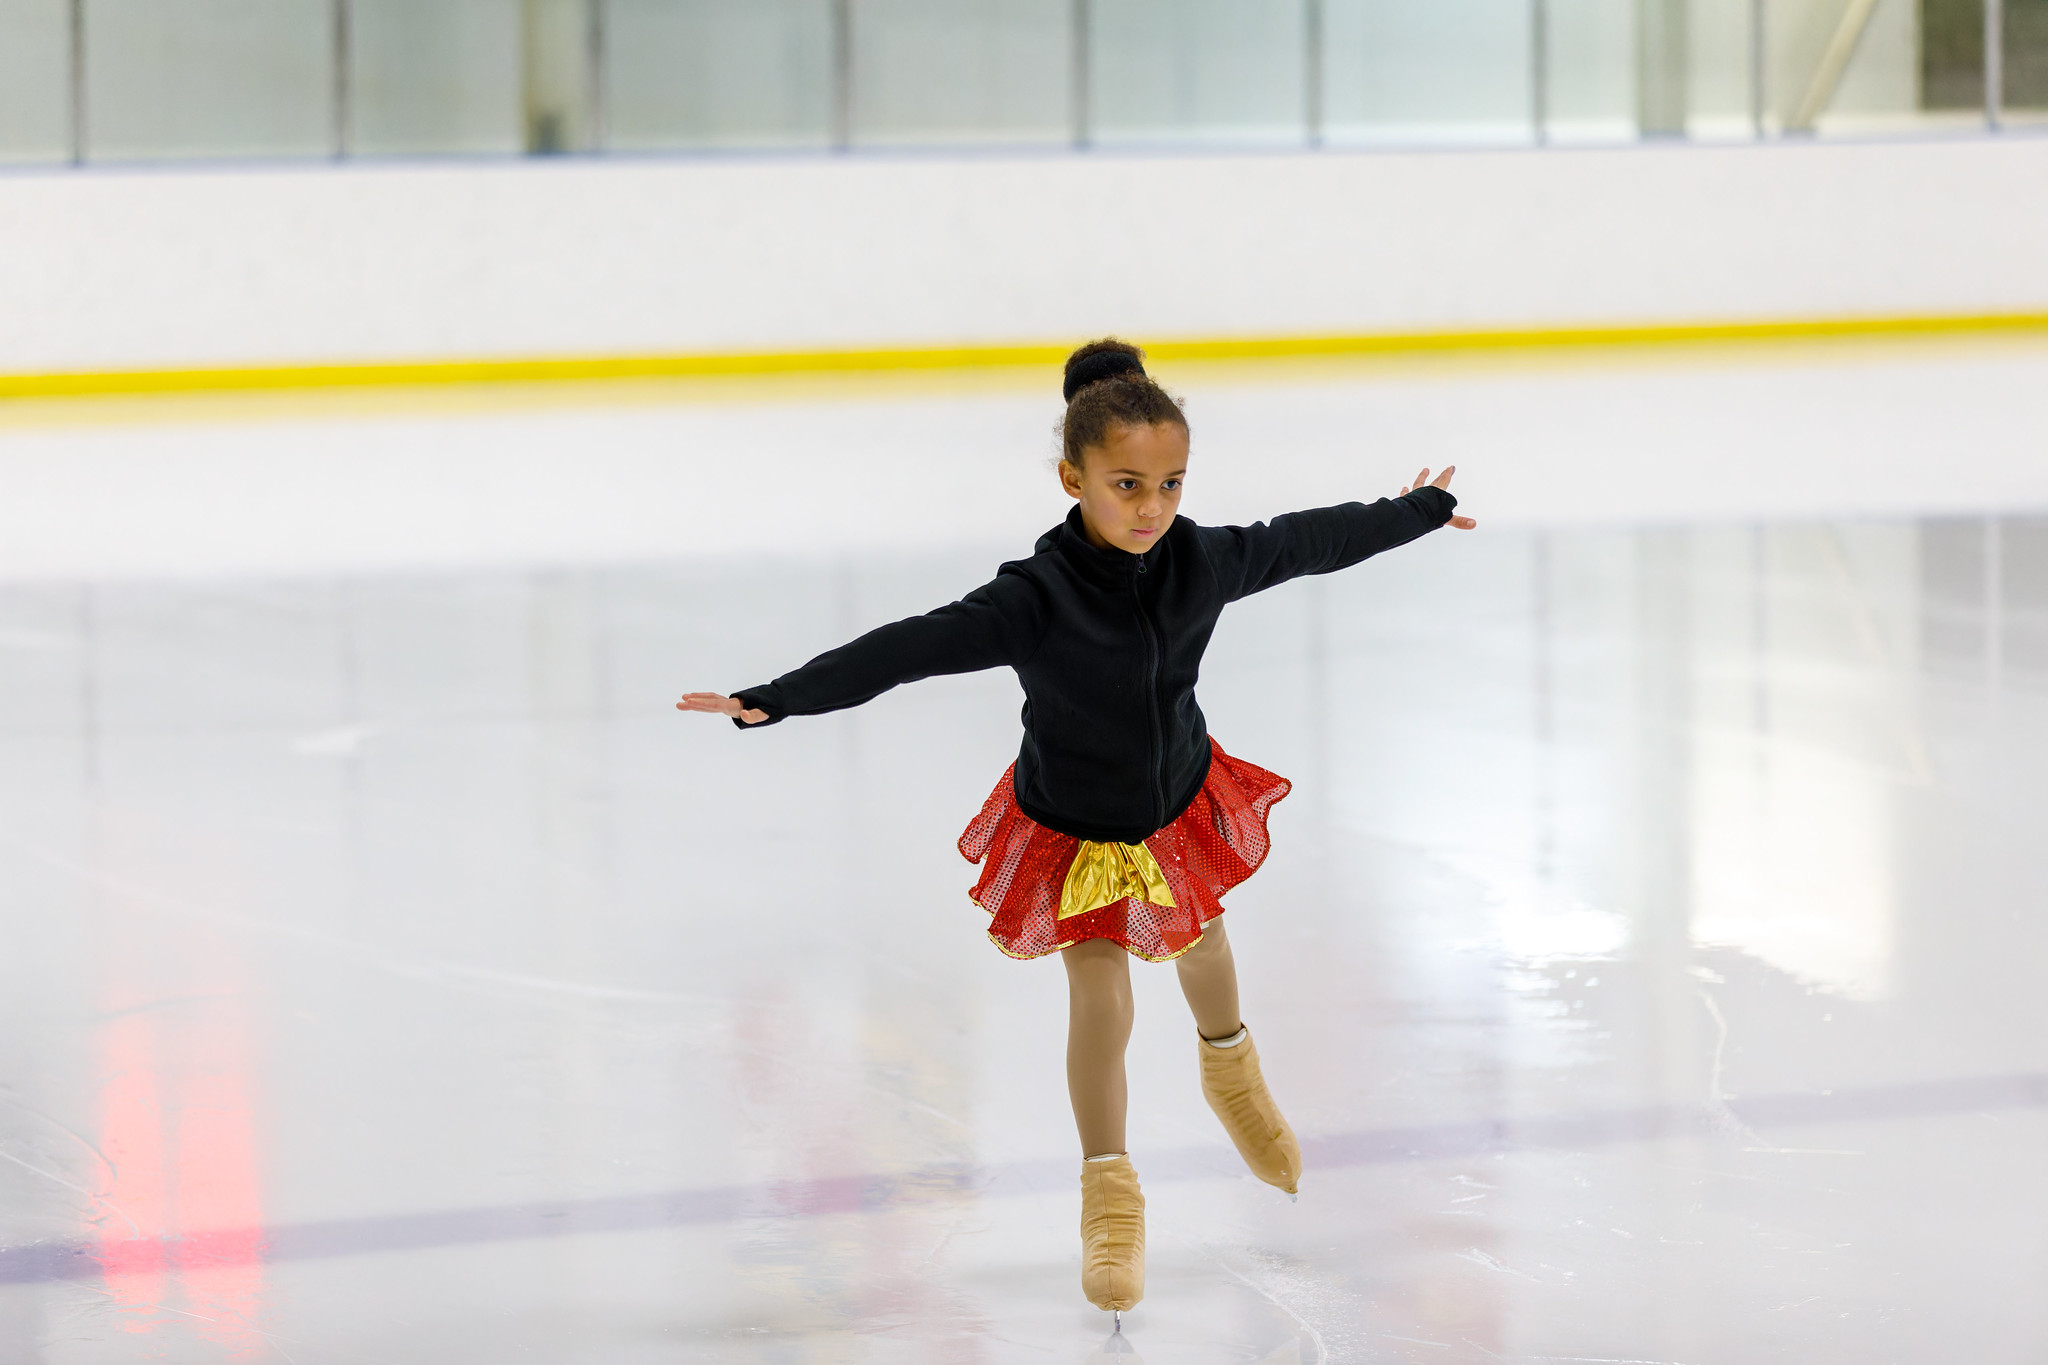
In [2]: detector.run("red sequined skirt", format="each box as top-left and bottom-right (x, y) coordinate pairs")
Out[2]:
(958, 737), (1291, 962)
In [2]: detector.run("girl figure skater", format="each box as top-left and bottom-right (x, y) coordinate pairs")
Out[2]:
(678, 339), (1475, 1318)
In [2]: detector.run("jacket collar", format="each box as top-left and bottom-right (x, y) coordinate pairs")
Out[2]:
(1040, 505), (1168, 586)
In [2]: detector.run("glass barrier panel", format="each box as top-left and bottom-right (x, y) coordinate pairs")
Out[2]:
(1918, 0), (1986, 117)
(1687, 0), (1759, 138)
(523, 0), (594, 152)
(349, 0), (522, 156)
(0, 0), (69, 163)
(605, 0), (832, 150)
(1544, 0), (1637, 143)
(1323, 0), (1531, 146)
(1090, 0), (1306, 146)
(85, 0), (332, 161)
(850, 0), (1070, 146)
(2008, 0), (2048, 120)
(1772, 0), (1941, 136)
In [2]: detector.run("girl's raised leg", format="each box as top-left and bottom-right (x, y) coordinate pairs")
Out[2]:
(1174, 918), (1243, 1040)
(1180, 918), (1302, 1195)
(1061, 937), (1134, 1155)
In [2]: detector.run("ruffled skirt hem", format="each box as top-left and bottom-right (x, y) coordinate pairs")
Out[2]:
(957, 738), (1291, 962)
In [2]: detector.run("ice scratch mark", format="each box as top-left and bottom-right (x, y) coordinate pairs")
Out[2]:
(861, 1086), (976, 1135)
(1455, 1249), (1544, 1282)
(0, 1093), (117, 1181)
(392, 961), (722, 1008)
(53, 1277), (305, 1364)
(1698, 988), (1757, 1141)
(289, 722), (384, 758)
(1379, 1334), (1452, 1348)
(1741, 1147), (1863, 1156)
(0, 1095), (145, 1238)
(0, 1149), (143, 1239)
(1211, 1260), (1330, 1365)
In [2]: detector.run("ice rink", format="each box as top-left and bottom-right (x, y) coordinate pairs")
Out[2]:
(4, 339), (2048, 1362)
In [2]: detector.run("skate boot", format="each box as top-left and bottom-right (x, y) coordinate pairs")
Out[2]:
(1198, 1027), (1301, 1195)
(1078, 1154), (1146, 1312)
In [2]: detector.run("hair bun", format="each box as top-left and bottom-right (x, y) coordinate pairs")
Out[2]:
(1062, 348), (1145, 402)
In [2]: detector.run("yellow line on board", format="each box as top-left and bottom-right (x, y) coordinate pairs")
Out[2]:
(5, 313), (2048, 399)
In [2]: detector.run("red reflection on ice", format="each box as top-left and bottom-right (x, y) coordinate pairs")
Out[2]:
(95, 927), (268, 1358)
(175, 999), (267, 1359)
(96, 1008), (169, 1324)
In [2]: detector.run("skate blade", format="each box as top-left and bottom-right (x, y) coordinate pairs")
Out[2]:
(1103, 1310), (1139, 1355)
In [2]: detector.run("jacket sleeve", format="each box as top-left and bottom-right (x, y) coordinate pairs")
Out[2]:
(1202, 486), (1456, 603)
(727, 569), (1047, 728)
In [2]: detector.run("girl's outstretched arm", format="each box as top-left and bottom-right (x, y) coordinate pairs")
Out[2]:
(1203, 465), (1474, 603)
(675, 568), (1049, 730)
(676, 693), (768, 725)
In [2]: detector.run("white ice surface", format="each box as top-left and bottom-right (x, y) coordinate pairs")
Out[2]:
(0, 336), (2045, 582)
(1, 345), (2046, 1361)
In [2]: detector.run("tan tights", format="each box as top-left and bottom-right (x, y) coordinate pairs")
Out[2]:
(1061, 920), (1243, 1157)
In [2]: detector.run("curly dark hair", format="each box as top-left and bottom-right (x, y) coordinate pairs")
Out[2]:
(1058, 338), (1187, 468)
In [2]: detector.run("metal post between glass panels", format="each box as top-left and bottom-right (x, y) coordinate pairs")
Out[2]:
(332, 0), (352, 159)
(1750, 0), (1767, 137)
(831, 0), (853, 151)
(587, 0), (605, 152)
(1305, 0), (1324, 148)
(68, 0), (85, 164)
(1530, 0), (1549, 145)
(1985, 0), (2003, 128)
(1072, 0), (1090, 149)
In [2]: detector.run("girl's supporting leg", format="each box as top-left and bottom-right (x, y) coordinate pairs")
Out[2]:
(1062, 937), (1134, 1156)
(1175, 919), (1243, 1041)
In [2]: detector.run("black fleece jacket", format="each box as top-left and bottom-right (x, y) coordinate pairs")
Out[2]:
(734, 487), (1457, 844)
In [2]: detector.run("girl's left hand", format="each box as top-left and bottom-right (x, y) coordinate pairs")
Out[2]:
(1401, 465), (1478, 530)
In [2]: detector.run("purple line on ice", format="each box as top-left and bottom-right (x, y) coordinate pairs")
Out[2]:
(3, 1071), (2042, 1287)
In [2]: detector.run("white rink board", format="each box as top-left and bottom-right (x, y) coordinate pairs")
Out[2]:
(0, 137), (2046, 372)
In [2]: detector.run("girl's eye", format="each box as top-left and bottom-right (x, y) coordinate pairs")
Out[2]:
(1162, 480), (1181, 491)
(1116, 480), (1137, 491)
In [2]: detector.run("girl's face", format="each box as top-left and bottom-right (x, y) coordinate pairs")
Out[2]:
(1060, 421), (1189, 555)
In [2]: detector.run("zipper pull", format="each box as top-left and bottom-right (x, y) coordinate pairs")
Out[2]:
(1136, 556), (1148, 574)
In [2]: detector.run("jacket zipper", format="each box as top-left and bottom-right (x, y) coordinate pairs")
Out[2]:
(1133, 556), (1166, 831)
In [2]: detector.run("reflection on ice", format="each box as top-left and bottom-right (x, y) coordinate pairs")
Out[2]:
(1492, 895), (1629, 964)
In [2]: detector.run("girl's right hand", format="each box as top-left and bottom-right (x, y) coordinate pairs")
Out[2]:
(677, 691), (769, 725)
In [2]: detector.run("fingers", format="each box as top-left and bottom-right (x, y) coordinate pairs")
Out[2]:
(1402, 467), (1430, 496)
(1448, 515), (1478, 530)
(678, 692), (769, 723)
(1432, 465), (1456, 489)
